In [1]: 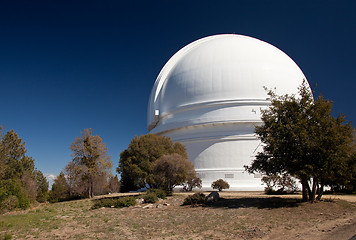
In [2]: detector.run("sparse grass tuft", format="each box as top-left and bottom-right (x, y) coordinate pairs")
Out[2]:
(3, 233), (12, 240)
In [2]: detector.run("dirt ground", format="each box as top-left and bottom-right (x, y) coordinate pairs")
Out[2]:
(1, 191), (355, 239)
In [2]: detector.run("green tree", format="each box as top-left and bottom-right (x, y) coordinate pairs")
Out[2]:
(1, 130), (27, 180)
(49, 172), (70, 203)
(0, 179), (30, 210)
(117, 133), (187, 192)
(69, 129), (112, 198)
(153, 153), (197, 192)
(0, 126), (5, 178)
(245, 82), (353, 202)
(0, 128), (40, 210)
(35, 170), (49, 203)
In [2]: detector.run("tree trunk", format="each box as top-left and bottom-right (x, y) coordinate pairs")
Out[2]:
(87, 178), (94, 199)
(301, 177), (308, 202)
(306, 180), (312, 200)
(90, 177), (94, 198)
(316, 184), (324, 201)
(309, 177), (317, 202)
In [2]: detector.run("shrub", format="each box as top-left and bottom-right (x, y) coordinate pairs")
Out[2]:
(262, 174), (298, 194)
(182, 177), (202, 192)
(147, 188), (166, 199)
(0, 179), (31, 210)
(182, 192), (207, 205)
(1, 196), (19, 211)
(143, 192), (158, 203)
(115, 196), (136, 208)
(211, 179), (230, 191)
(91, 196), (136, 209)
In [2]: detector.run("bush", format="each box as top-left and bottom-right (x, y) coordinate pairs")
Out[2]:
(182, 192), (207, 205)
(0, 179), (31, 210)
(0, 196), (19, 212)
(182, 177), (202, 192)
(91, 196), (136, 209)
(262, 174), (298, 194)
(147, 188), (166, 199)
(211, 179), (230, 191)
(143, 192), (158, 203)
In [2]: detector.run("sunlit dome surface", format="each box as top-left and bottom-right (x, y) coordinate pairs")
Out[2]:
(147, 34), (309, 190)
(148, 34), (307, 132)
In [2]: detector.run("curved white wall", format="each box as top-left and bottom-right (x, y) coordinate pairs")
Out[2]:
(148, 34), (309, 190)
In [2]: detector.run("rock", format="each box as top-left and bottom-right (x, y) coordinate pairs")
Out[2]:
(207, 191), (219, 202)
(163, 203), (170, 206)
(135, 198), (144, 204)
(143, 204), (154, 209)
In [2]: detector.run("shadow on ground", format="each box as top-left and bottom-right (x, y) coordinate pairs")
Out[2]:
(204, 197), (302, 209)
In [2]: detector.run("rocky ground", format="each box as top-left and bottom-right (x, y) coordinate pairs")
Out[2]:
(0, 191), (355, 239)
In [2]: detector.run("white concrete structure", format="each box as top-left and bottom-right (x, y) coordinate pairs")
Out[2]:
(147, 34), (308, 190)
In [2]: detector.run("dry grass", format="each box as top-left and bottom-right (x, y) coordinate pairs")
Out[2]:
(0, 192), (355, 239)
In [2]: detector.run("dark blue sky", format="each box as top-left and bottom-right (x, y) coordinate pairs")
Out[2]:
(1, 1), (355, 181)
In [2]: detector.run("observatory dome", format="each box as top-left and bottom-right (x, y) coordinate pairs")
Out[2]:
(148, 34), (309, 190)
(148, 34), (307, 132)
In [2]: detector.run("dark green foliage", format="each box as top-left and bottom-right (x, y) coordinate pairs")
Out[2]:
(1, 130), (27, 180)
(35, 170), (49, 203)
(143, 192), (158, 203)
(211, 179), (230, 191)
(246, 81), (354, 201)
(0, 179), (30, 210)
(49, 172), (70, 203)
(182, 192), (207, 205)
(146, 188), (167, 199)
(118, 134), (187, 192)
(91, 196), (136, 209)
(0, 128), (46, 211)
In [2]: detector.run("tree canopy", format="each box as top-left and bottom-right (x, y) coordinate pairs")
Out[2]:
(69, 129), (112, 198)
(0, 127), (48, 211)
(246, 82), (354, 201)
(153, 153), (197, 192)
(117, 133), (188, 192)
(211, 179), (230, 191)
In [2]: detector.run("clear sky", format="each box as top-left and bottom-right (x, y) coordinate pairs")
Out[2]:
(1, 1), (355, 183)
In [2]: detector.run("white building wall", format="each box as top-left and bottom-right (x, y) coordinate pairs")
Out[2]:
(160, 122), (265, 190)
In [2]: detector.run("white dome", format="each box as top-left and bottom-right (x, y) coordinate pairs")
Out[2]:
(147, 34), (309, 190)
(148, 34), (307, 132)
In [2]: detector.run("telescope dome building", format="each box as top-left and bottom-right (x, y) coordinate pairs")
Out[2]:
(147, 34), (308, 190)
